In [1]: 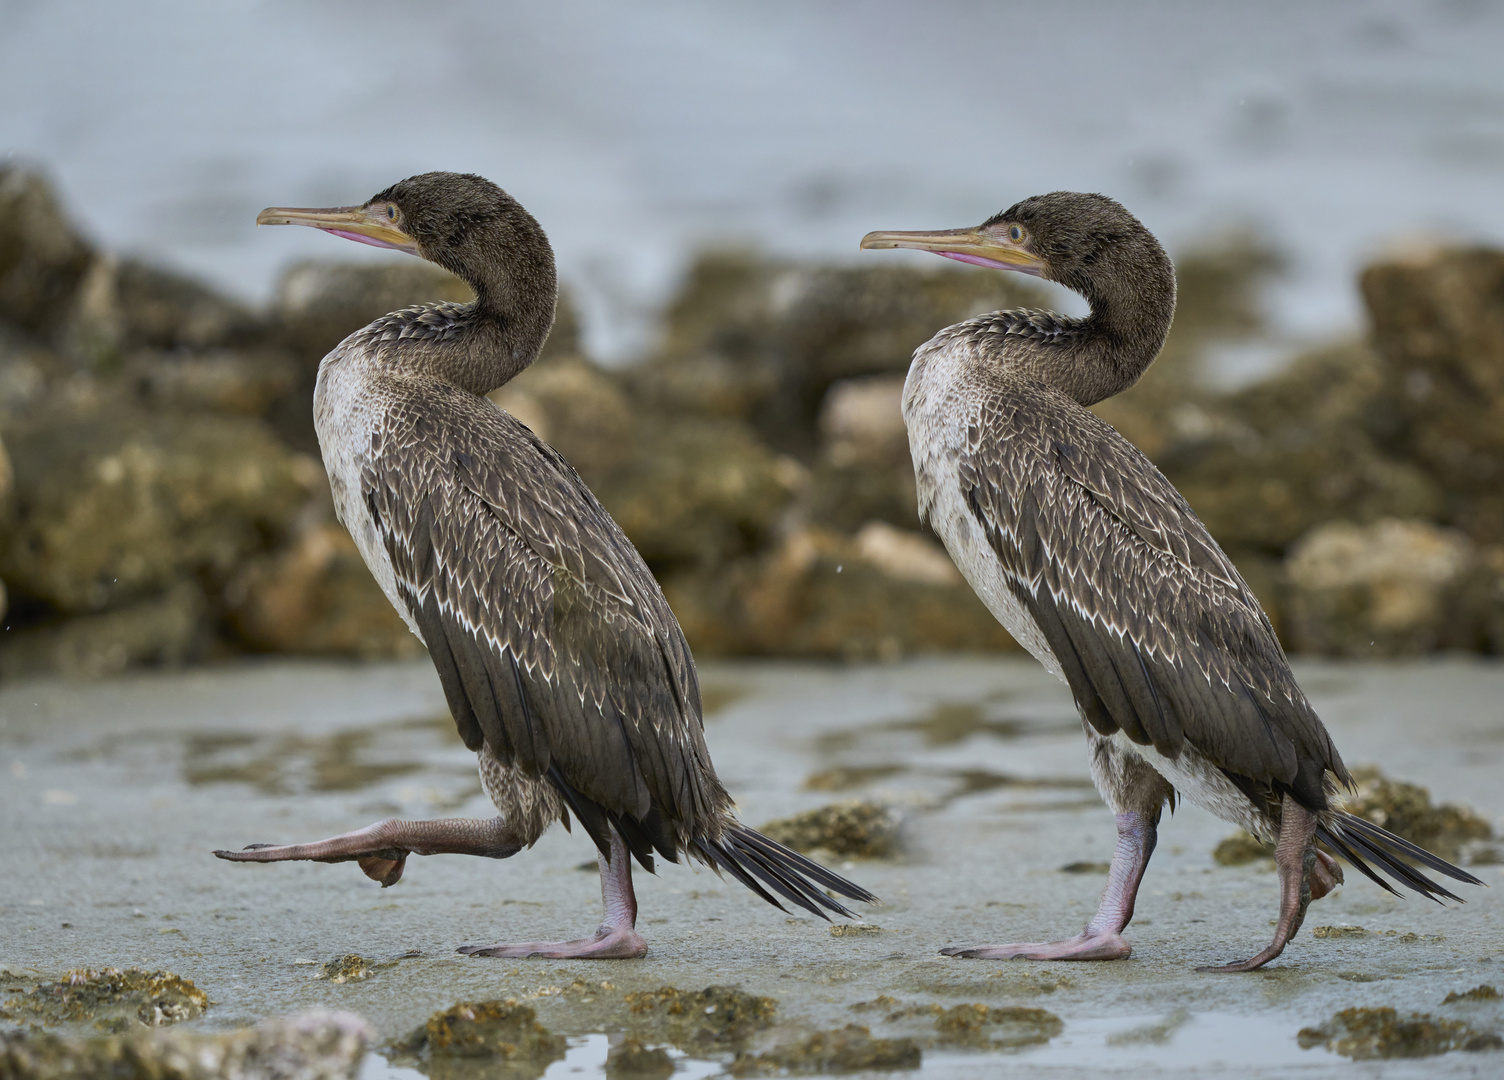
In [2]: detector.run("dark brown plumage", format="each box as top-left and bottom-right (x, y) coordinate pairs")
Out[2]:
(863, 192), (1479, 971)
(217, 172), (876, 958)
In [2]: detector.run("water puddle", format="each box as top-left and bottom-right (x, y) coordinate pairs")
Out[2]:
(357, 1013), (1325, 1078)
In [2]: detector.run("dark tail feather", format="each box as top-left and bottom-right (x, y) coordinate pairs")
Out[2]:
(694, 824), (879, 921)
(1316, 811), (1484, 905)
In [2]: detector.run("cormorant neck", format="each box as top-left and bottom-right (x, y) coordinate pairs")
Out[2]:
(1019, 252), (1176, 408)
(382, 234), (558, 397)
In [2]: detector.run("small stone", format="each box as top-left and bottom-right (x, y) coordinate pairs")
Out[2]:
(315, 955), (373, 984)
(1443, 985), (1501, 1005)
(421, 999), (566, 1063)
(1311, 925), (1372, 939)
(606, 1036), (674, 1079)
(1213, 831), (1274, 866)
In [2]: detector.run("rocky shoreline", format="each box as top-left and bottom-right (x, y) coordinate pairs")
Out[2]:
(3, 166), (1504, 676)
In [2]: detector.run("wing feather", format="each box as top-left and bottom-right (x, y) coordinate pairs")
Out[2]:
(363, 384), (730, 859)
(961, 377), (1346, 808)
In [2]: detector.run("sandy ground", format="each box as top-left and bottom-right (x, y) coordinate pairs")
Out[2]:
(2, 655), (1501, 1077)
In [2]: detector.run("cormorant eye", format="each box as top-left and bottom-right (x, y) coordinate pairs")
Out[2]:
(1009, 225), (1024, 242)
(387, 205), (397, 221)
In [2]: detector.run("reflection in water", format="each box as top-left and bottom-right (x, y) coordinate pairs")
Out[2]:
(182, 715), (467, 796)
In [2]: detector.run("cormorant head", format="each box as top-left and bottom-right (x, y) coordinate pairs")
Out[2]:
(257, 171), (552, 301)
(860, 191), (1169, 303)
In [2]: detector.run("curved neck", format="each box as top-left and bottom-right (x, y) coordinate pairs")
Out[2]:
(385, 242), (557, 396)
(1003, 257), (1176, 407)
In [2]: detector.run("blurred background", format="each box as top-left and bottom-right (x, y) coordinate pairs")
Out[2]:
(4, 0), (1504, 676)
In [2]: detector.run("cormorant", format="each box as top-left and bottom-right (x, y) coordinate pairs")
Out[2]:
(216, 172), (876, 958)
(861, 193), (1479, 971)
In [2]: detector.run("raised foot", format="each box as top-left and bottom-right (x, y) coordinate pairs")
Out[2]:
(940, 933), (1131, 961)
(457, 926), (648, 960)
(213, 841), (407, 887)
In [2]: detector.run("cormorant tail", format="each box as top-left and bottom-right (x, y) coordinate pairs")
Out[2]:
(1316, 812), (1484, 905)
(692, 824), (880, 921)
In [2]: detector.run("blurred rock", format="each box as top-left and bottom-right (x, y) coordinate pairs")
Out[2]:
(1284, 518), (1476, 656)
(0, 581), (209, 680)
(126, 348), (301, 416)
(698, 527), (1017, 660)
(0, 966), (209, 1030)
(730, 1025), (920, 1075)
(755, 800), (901, 859)
(1297, 1007), (1500, 1059)
(490, 351), (636, 477)
(1159, 343), (1441, 557)
(799, 376), (919, 533)
(225, 520), (423, 660)
(61, 254), (264, 366)
(1335, 765), (1493, 861)
(0, 407), (318, 615)
(0, 167), (94, 336)
(1362, 246), (1504, 543)
(639, 252), (1045, 456)
(273, 258), (475, 362)
(0, 1009), (370, 1079)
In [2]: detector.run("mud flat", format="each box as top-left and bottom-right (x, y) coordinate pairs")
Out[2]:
(1, 656), (1501, 1077)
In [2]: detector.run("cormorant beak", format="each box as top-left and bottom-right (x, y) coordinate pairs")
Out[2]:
(859, 226), (1045, 277)
(256, 204), (420, 256)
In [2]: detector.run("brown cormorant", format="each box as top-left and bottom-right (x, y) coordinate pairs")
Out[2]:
(215, 172), (876, 958)
(861, 193), (1480, 971)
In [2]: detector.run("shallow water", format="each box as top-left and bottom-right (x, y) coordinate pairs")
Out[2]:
(2, 655), (1501, 1077)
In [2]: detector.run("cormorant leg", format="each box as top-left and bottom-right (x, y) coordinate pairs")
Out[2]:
(1200, 794), (1317, 973)
(458, 831), (648, 960)
(942, 810), (1157, 961)
(214, 816), (522, 887)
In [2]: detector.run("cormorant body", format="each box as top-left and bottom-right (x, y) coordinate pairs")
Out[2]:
(862, 193), (1480, 970)
(216, 172), (875, 958)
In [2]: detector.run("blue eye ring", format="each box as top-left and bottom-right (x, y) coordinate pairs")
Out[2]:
(1009, 225), (1024, 242)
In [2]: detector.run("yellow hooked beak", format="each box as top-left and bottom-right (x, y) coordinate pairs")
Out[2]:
(256, 203), (420, 256)
(859, 226), (1044, 276)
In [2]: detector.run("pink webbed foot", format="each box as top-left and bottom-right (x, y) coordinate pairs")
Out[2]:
(941, 932), (1132, 961)
(457, 926), (648, 960)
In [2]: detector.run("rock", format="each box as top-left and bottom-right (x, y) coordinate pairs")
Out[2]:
(755, 800), (900, 860)
(1212, 831), (1273, 866)
(0, 967), (208, 1029)
(1334, 765), (1493, 861)
(0, 408), (319, 615)
(0, 1009), (369, 1080)
(313, 955), (374, 984)
(61, 255), (264, 366)
(640, 251), (1046, 456)
(126, 348), (301, 417)
(851, 521), (960, 586)
(730, 1025), (920, 1075)
(889, 1003), (1062, 1048)
(1362, 246), (1504, 544)
(698, 527), (1017, 659)
(1444, 985), (1501, 1004)
(0, 167), (93, 336)
(624, 986), (777, 1052)
(605, 1037), (674, 1079)
(818, 376), (908, 467)
(1284, 518), (1477, 656)
(225, 521), (422, 660)
(414, 1000), (566, 1065)
(489, 354), (636, 477)
(592, 417), (799, 567)
(1159, 343), (1442, 558)
(0, 581), (209, 680)
(1297, 1007), (1501, 1059)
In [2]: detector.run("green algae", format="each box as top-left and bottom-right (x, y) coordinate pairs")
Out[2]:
(755, 801), (900, 859)
(1298, 1007), (1502, 1059)
(730, 1024), (920, 1075)
(0, 968), (207, 1030)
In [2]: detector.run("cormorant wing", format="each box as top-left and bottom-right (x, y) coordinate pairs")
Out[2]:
(362, 383), (727, 862)
(959, 376), (1346, 808)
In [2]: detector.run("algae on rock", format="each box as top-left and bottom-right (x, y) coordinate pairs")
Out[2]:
(756, 801), (900, 860)
(1298, 1006), (1501, 1059)
(0, 968), (207, 1030)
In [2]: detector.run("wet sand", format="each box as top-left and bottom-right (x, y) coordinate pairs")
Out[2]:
(2, 656), (1501, 1076)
